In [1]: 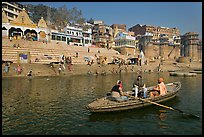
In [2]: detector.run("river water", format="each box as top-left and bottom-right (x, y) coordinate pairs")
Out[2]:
(2, 72), (202, 135)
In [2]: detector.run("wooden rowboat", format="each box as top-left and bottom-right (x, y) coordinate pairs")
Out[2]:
(86, 82), (181, 112)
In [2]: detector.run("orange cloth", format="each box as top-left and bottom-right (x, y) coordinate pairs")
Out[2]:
(158, 82), (167, 95)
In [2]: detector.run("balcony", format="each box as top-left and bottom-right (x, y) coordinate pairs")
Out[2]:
(3, 8), (20, 16)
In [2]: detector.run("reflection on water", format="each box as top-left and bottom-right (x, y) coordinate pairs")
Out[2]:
(2, 72), (202, 135)
(158, 110), (168, 121)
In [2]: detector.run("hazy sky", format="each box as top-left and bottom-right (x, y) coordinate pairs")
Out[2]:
(21, 2), (202, 39)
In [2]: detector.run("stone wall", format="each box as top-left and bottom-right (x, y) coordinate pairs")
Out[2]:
(144, 43), (181, 60)
(144, 44), (159, 59)
(120, 47), (135, 56)
(189, 45), (199, 61)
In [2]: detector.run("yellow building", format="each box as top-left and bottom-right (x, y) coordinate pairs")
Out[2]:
(2, 7), (50, 41)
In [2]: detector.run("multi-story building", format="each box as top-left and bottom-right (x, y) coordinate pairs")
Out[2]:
(2, 8), (39, 40)
(181, 32), (200, 61)
(92, 21), (113, 48)
(2, 6), (92, 47)
(46, 19), (93, 45)
(113, 32), (136, 56)
(51, 24), (92, 46)
(138, 32), (182, 60)
(128, 24), (180, 44)
(2, 2), (24, 22)
(138, 32), (154, 53)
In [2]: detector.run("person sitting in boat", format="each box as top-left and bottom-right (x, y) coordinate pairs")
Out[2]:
(111, 80), (128, 101)
(150, 77), (167, 97)
(133, 75), (147, 98)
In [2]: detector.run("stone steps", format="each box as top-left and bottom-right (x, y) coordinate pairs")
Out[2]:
(2, 37), (125, 65)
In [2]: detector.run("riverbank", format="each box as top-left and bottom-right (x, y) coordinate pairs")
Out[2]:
(2, 60), (202, 78)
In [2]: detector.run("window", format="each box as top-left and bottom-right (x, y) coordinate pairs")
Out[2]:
(8, 12), (14, 18)
(62, 37), (66, 41)
(85, 40), (89, 44)
(57, 36), (61, 40)
(51, 35), (56, 40)
(8, 5), (14, 11)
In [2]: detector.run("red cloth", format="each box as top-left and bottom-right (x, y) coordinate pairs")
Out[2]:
(119, 83), (123, 89)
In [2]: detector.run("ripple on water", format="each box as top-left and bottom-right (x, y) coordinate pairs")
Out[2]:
(2, 74), (202, 135)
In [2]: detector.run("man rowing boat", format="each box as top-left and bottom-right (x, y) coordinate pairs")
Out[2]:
(150, 77), (167, 97)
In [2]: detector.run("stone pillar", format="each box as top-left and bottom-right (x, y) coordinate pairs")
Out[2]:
(188, 44), (193, 58)
(191, 44), (198, 61)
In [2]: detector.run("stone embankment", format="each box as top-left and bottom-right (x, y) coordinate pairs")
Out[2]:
(2, 37), (202, 77)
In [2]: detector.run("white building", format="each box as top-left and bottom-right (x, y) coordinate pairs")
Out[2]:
(113, 32), (136, 55)
(2, 2), (92, 47)
(114, 32), (136, 48)
(51, 24), (92, 46)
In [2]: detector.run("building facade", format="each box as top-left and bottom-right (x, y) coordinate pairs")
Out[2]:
(51, 24), (92, 46)
(92, 21), (114, 48)
(2, 8), (50, 42)
(181, 32), (200, 61)
(2, 5), (92, 47)
(113, 32), (136, 56)
(138, 32), (181, 60)
(2, 2), (24, 22)
(128, 24), (180, 44)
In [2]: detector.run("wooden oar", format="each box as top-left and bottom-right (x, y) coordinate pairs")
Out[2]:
(139, 98), (200, 119)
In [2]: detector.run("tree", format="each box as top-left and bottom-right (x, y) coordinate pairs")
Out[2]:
(68, 7), (85, 26)
(76, 18), (86, 26)
(24, 3), (87, 30)
(24, 4), (56, 24)
(33, 4), (49, 23)
(53, 5), (70, 31)
(23, 4), (35, 21)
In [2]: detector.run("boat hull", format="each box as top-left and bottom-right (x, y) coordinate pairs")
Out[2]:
(87, 82), (181, 112)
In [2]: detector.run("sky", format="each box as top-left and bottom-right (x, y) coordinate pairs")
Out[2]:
(21, 2), (202, 40)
